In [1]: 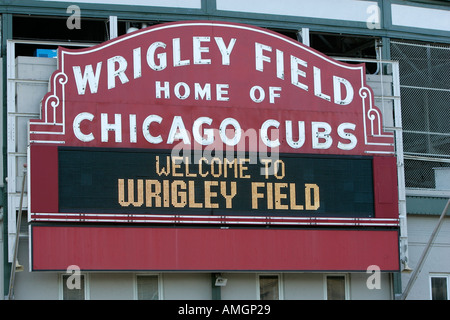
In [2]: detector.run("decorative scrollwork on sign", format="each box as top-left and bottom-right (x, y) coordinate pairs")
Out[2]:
(44, 72), (68, 125)
(30, 71), (68, 143)
(367, 107), (382, 136)
(359, 86), (394, 151)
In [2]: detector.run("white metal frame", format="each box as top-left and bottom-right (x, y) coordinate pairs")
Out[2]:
(133, 273), (163, 300)
(392, 60), (409, 272)
(109, 16), (118, 39)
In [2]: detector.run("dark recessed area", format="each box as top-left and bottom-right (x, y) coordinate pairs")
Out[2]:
(13, 15), (108, 43)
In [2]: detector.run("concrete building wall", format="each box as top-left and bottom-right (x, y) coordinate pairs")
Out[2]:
(89, 273), (135, 300)
(402, 215), (450, 300)
(14, 238), (59, 299)
(220, 273), (259, 300)
(163, 273), (212, 300)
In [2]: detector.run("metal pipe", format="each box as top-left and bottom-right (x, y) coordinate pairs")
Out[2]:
(7, 168), (26, 300)
(401, 198), (450, 300)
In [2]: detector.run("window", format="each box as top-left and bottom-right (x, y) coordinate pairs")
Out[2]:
(136, 275), (160, 300)
(326, 275), (347, 300)
(259, 275), (280, 300)
(431, 276), (449, 300)
(61, 274), (86, 300)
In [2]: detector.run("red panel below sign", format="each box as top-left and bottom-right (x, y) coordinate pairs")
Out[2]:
(29, 144), (59, 213)
(373, 156), (399, 219)
(31, 225), (399, 272)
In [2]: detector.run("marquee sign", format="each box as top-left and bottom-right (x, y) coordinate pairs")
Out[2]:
(29, 22), (394, 154)
(29, 21), (399, 271)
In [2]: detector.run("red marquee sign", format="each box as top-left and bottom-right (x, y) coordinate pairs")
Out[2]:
(29, 21), (394, 154)
(28, 21), (399, 271)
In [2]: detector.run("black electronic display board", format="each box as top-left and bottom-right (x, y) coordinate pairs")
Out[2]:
(58, 147), (374, 218)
